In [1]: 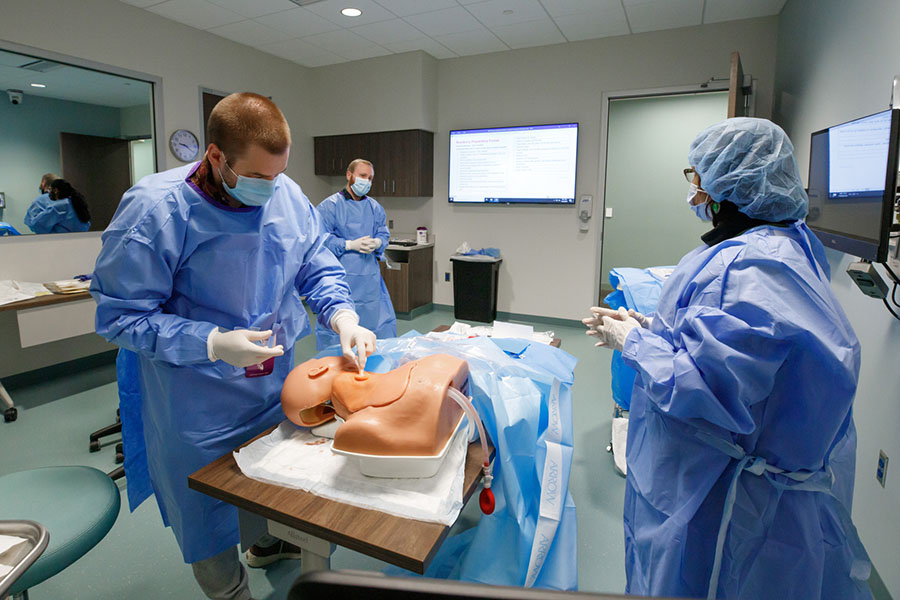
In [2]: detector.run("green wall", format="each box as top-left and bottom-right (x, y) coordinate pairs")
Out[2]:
(0, 93), (122, 234)
(601, 92), (728, 280)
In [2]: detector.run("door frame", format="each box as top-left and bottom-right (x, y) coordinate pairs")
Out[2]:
(594, 82), (730, 305)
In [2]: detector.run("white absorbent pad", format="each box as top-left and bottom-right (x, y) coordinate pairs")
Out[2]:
(612, 416), (629, 476)
(0, 534), (28, 578)
(234, 420), (467, 525)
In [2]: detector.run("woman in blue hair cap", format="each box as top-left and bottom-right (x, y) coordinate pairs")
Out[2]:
(584, 118), (871, 599)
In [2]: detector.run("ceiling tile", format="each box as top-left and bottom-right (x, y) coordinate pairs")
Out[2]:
(434, 28), (508, 56)
(302, 52), (348, 67)
(624, 0), (703, 33)
(465, 0), (548, 27)
(146, 0), (245, 29)
(205, 0), (296, 18)
(119, 0), (168, 7)
(303, 0), (397, 26)
(207, 19), (294, 46)
(254, 7), (342, 36)
(372, 0), (458, 17)
(350, 18), (425, 45)
(383, 37), (458, 59)
(703, 0), (787, 24)
(301, 28), (392, 60)
(553, 6), (630, 41)
(539, 0), (619, 18)
(258, 37), (335, 61)
(405, 6), (485, 36)
(490, 16), (565, 49)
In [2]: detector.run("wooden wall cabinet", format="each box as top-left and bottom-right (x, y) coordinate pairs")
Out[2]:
(314, 129), (433, 197)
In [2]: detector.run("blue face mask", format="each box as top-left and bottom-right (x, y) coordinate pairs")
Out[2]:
(686, 183), (712, 222)
(351, 177), (371, 197)
(220, 159), (277, 207)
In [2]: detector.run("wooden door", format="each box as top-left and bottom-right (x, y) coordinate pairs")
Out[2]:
(727, 51), (749, 118)
(59, 132), (131, 232)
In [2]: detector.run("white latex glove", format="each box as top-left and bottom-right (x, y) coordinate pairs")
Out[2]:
(628, 309), (653, 329)
(207, 328), (284, 367)
(582, 306), (628, 332)
(331, 309), (376, 370)
(346, 236), (375, 254)
(586, 313), (640, 352)
(360, 237), (381, 253)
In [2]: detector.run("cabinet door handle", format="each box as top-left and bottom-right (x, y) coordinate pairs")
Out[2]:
(392, 180), (395, 193)
(383, 179), (386, 192)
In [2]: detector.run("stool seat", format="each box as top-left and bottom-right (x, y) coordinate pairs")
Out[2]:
(0, 466), (120, 595)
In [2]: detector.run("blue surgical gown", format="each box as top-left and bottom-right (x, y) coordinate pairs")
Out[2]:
(91, 164), (353, 563)
(315, 190), (396, 348)
(621, 221), (871, 599)
(24, 193), (90, 233)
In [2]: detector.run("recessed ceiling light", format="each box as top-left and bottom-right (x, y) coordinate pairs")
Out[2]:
(30, 83), (46, 88)
(341, 7), (362, 17)
(502, 9), (514, 15)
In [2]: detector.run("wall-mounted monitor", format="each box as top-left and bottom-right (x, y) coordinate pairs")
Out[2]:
(449, 123), (578, 204)
(807, 108), (900, 262)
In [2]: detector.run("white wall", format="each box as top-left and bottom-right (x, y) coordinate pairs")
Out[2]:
(429, 18), (779, 320)
(774, 1), (900, 595)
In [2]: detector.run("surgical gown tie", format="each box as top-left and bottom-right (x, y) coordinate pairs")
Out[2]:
(694, 430), (871, 600)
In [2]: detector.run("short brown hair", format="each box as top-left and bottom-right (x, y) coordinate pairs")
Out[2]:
(346, 158), (373, 174)
(41, 173), (60, 188)
(207, 92), (291, 160)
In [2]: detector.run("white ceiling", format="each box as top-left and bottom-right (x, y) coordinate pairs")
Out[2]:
(0, 49), (153, 108)
(120, 0), (787, 67)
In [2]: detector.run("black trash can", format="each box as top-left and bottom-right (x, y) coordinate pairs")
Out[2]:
(450, 256), (502, 323)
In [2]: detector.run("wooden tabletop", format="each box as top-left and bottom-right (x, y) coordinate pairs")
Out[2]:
(188, 427), (493, 574)
(0, 291), (92, 313)
(431, 324), (562, 348)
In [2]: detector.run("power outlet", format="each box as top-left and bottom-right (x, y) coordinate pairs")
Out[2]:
(444, 272), (450, 282)
(877, 450), (889, 488)
(388, 219), (394, 229)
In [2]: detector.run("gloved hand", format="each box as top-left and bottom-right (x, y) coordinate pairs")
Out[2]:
(331, 310), (376, 370)
(582, 306), (628, 332)
(346, 236), (375, 254)
(207, 328), (284, 367)
(627, 309), (653, 329)
(360, 237), (381, 253)
(586, 312), (640, 352)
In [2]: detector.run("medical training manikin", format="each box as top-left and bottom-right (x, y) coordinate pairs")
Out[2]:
(281, 354), (468, 456)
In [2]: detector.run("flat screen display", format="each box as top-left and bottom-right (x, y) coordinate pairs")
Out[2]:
(807, 109), (899, 262)
(449, 123), (578, 204)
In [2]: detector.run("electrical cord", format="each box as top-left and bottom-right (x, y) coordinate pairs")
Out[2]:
(883, 296), (900, 321)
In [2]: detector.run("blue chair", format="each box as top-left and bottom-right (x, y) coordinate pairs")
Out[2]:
(0, 466), (120, 598)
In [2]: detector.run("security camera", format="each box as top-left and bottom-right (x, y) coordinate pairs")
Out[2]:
(7, 90), (23, 105)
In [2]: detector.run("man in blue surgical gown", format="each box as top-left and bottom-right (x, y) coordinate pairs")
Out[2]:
(584, 118), (871, 599)
(315, 158), (396, 349)
(91, 93), (375, 600)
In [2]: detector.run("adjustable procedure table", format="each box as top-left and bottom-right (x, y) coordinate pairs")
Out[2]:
(188, 429), (493, 574)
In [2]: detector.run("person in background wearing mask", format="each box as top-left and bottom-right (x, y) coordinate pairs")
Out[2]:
(315, 158), (396, 349)
(91, 92), (375, 600)
(584, 118), (871, 599)
(25, 172), (92, 234)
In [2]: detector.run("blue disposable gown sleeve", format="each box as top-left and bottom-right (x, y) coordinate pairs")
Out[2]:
(372, 201), (390, 261)
(296, 206), (355, 330)
(316, 199), (347, 259)
(621, 250), (794, 435)
(90, 193), (216, 365)
(24, 196), (61, 234)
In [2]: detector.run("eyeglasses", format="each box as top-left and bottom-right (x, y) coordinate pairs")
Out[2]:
(683, 167), (696, 184)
